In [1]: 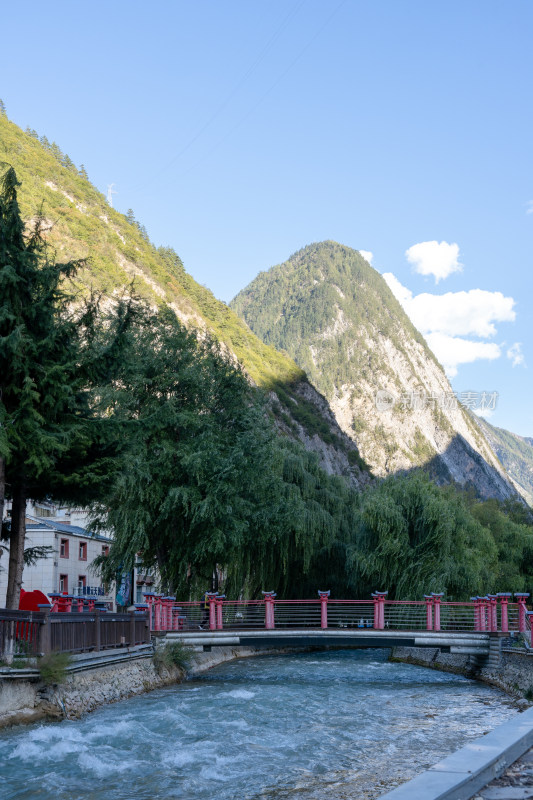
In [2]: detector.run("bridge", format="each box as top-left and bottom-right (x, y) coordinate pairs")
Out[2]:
(140, 591), (532, 661)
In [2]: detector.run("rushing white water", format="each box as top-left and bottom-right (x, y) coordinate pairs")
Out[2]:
(0, 649), (516, 799)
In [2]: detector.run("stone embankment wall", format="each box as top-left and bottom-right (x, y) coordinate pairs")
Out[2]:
(390, 646), (533, 708)
(0, 644), (301, 729)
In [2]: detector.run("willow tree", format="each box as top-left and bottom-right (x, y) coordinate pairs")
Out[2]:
(93, 306), (289, 596)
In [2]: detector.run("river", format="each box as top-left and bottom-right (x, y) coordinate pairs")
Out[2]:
(0, 649), (516, 799)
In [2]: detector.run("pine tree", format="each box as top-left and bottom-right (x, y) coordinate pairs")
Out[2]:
(62, 154), (76, 172)
(0, 167), (85, 607)
(50, 142), (63, 162)
(40, 135), (50, 149)
(126, 208), (136, 225)
(0, 100), (6, 117)
(78, 164), (89, 181)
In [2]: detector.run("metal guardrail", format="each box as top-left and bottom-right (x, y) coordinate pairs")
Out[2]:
(140, 594), (529, 635)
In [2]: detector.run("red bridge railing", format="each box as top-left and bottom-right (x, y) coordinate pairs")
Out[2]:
(139, 591), (529, 635)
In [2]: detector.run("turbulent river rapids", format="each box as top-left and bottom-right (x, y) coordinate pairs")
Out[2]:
(0, 649), (516, 799)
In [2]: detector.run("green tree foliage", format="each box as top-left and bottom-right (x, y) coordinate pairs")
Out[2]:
(0, 165), (87, 605)
(469, 498), (533, 591)
(78, 164), (89, 181)
(91, 304), (364, 598)
(0, 166), (137, 607)
(93, 306), (292, 595)
(350, 473), (498, 599)
(49, 142), (63, 162)
(61, 154), (76, 172)
(0, 100), (6, 117)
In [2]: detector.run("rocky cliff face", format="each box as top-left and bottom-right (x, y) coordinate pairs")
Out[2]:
(475, 418), (533, 505)
(231, 241), (517, 501)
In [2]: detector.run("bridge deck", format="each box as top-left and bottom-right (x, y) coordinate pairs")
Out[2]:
(165, 628), (492, 656)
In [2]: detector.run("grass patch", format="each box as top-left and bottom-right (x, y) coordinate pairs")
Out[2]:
(153, 641), (192, 674)
(38, 651), (72, 686)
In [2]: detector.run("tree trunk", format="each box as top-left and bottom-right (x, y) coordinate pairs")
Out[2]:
(0, 456), (5, 528)
(6, 481), (27, 609)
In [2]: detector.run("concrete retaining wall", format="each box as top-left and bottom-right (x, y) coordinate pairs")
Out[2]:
(390, 645), (533, 707)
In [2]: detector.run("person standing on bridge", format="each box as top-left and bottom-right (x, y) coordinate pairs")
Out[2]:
(199, 592), (210, 629)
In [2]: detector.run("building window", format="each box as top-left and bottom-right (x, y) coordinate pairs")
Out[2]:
(102, 545), (109, 557)
(60, 539), (69, 558)
(59, 574), (68, 593)
(78, 576), (87, 592)
(79, 542), (87, 561)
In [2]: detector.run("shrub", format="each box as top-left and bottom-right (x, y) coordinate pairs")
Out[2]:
(153, 641), (192, 674)
(38, 651), (72, 686)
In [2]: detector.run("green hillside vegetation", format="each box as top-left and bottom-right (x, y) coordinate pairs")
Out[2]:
(231, 241), (439, 398)
(0, 112), (337, 428)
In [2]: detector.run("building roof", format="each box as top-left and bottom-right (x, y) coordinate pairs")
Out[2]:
(25, 516), (112, 543)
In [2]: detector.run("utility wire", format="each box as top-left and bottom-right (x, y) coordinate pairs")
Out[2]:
(158, 0), (349, 188)
(132, 0), (306, 193)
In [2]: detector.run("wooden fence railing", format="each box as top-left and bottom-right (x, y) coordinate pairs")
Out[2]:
(0, 609), (151, 660)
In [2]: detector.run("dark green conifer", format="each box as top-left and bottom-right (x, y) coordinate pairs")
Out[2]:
(0, 166), (84, 606)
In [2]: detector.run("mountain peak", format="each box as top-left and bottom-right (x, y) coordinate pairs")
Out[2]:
(231, 242), (517, 501)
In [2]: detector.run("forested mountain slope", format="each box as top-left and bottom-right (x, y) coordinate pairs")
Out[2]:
(475, 418), (533, 506)
(0, 114), (368, 487)
(231, 241), (517, 501)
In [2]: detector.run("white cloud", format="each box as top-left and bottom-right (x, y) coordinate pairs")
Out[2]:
(424, 333), (501, 377)
(382, 275), (516, 338)
(507, 342), (525, 367)
(358, 250), (374, 265)
(405, 240), (462, 283)
(383, 272), (516, 377)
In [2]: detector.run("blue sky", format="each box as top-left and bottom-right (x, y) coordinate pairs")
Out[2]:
(2, 1), (532, 435)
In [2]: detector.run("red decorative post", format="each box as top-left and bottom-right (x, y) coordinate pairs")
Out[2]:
(154, 594), (164, 631)
(262, 591), (276, 630)
(171, 606), (182, 630)
(161, 597), (174, 630)
(515, 593), (530, 633)
(488, 595), (498, 632)
(424, 596), (434, 631)
(318, 591), (330, 629)
(372, 592), (387, 630)
(432, 594), (444, 632)
(206, 592), (218, 631)
(216, 595), (225, 630)
(479, 596), (488, 631)
(471, 597), (480, 631)
(378, 591), (387, 629)
(57, 595), (73, 613)
(498, 593), (512, 633)
(142, 593), (156, 630)
(48, 593), (61, 612)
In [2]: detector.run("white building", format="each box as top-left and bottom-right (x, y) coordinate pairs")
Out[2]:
(0, 512), (115, 609)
